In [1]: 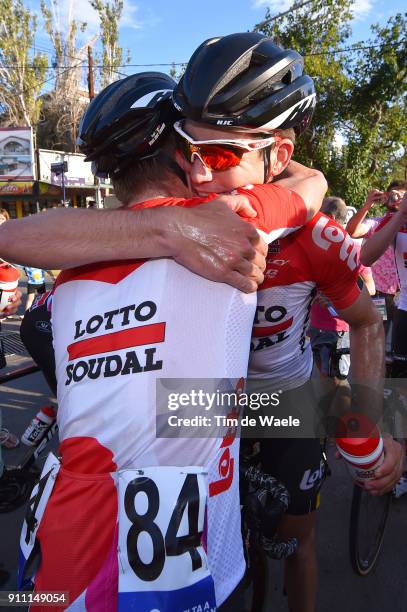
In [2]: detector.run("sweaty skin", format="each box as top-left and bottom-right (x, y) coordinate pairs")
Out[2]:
(337, 287), (403, 494)
(0, 198), (267, 294)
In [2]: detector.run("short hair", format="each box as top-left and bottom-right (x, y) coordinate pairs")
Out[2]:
(0, 208), (10, 221)
(274, 127), (296, 144)
(387, 179), (407, 192)
(111, 132), (187, 205)
(321, 196), (348, 225)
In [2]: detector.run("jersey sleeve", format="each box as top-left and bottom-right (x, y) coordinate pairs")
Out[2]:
(310, 215), (363, 310)
(236, 183), (307, 244)
(130, 188), (306, 243)
(373, 214), (392, 233)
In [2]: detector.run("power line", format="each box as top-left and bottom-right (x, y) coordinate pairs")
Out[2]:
(2, 40), (403, 70)
(255, 0), (315, 30)
(307, 41), (405, 56)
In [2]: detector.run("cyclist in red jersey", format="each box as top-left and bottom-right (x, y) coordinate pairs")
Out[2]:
(171, 33), (404, 612)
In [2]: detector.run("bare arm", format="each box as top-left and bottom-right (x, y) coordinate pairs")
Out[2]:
(274, 160), (327, 220)
(346, 190), (384, 238)
(338, 287), (384, 386)
(337, 289), (403, 494)
(360, 268), (375, 295)
(360, 195), (407, 266)
(0, 200), (267, 294)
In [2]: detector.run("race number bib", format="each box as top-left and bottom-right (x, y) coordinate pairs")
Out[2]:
(19, 452), (60, 588)
(117, 466), (216, 612)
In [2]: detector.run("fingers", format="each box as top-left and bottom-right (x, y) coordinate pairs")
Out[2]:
(223, 270), (259, 294)
(253, 248), (267, 273)
(0, 289), (22, 317)
(9, 289), (22, 303)
(172, 201), (269, 291)
(214, 194), (257, 218)
(365, 438), (404, 495)
(234, 259), (265, 287)
(368, 189), (384, 200)
(253, 236), (268, 257)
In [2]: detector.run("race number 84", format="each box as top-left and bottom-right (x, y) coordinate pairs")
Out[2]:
(124, 473), (204, 582)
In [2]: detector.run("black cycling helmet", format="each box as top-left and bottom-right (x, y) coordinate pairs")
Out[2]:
(77, 71), (182, 177)
(173, 32), (315, 135)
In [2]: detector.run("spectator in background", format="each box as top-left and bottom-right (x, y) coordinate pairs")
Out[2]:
(361, 189), (407, 498)
(0, 209), (10, 224)
(0, 208), (23, 573)
(310, 197), (375, 382)
(21, 267), (55, 311)
(346, 181), (406, 343)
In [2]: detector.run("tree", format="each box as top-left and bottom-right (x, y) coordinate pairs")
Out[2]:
(0, 0), (48, 127)
(90, 0), (129, 87)
(37, 0), (96, 151)
(255, 0), (354, 171)
(255, 3), (407, 207)
(338, 13), (407, 205)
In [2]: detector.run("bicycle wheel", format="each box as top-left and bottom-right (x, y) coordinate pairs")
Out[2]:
(349, 483), (391, 575)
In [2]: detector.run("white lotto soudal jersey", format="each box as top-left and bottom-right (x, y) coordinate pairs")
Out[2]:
(27, 185), (306, 612)
(249, 212), (363, 392)
(375, 214), (407, 311)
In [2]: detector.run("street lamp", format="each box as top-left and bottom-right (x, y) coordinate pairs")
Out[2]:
(51, 161), (68, 206)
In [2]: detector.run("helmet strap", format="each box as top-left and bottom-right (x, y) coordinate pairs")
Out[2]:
(263, 145), (273, 183)
(156, 151), (188, 186)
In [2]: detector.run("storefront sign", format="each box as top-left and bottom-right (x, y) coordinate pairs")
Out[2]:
(38, 150), (99, 187)
(0, 181), (34, 195)
(0, 127), (34, 180)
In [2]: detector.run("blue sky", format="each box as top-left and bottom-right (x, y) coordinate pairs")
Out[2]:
(28, 0), (405, 79)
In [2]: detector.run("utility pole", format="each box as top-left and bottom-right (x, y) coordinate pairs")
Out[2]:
(87, 46), (95, 100)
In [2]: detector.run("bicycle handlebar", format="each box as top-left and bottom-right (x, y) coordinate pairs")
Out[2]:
(242, 465), (290, 509)
(240, 463), (298, 560)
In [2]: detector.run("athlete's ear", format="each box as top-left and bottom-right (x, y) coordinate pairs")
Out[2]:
(268, 138), (294, 178)
(175, 149), (191, 174)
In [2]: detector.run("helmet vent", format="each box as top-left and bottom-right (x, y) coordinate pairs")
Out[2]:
(99, 77), (142, 118)
(237, 73), (287, 110)
(211, 52), (252, 98)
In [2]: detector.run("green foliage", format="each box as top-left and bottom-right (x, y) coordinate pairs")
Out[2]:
(38, 0), (90, 150)
(169, 62), (185, 82)
(0, 0), (48, 127)
(90, 0), (129, 87)
(255, 4), (407, 207)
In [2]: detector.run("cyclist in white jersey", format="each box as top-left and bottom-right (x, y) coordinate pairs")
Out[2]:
(171, 33), (404, 612)
(19, 70), (324, 612)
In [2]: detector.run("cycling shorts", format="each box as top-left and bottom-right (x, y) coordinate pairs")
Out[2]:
(260, 437), (324, 516)
(258, 381), (325, 516)
(309, 326), (350, 379)
(20, 300), (56, 395)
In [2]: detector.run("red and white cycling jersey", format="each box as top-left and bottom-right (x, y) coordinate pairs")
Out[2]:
(249, 213), (363, 391)
(21, 184), (306, 612)
(374, 214), (407, 311)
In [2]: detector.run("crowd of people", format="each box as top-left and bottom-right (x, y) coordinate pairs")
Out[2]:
(0, 31), (406, 612)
